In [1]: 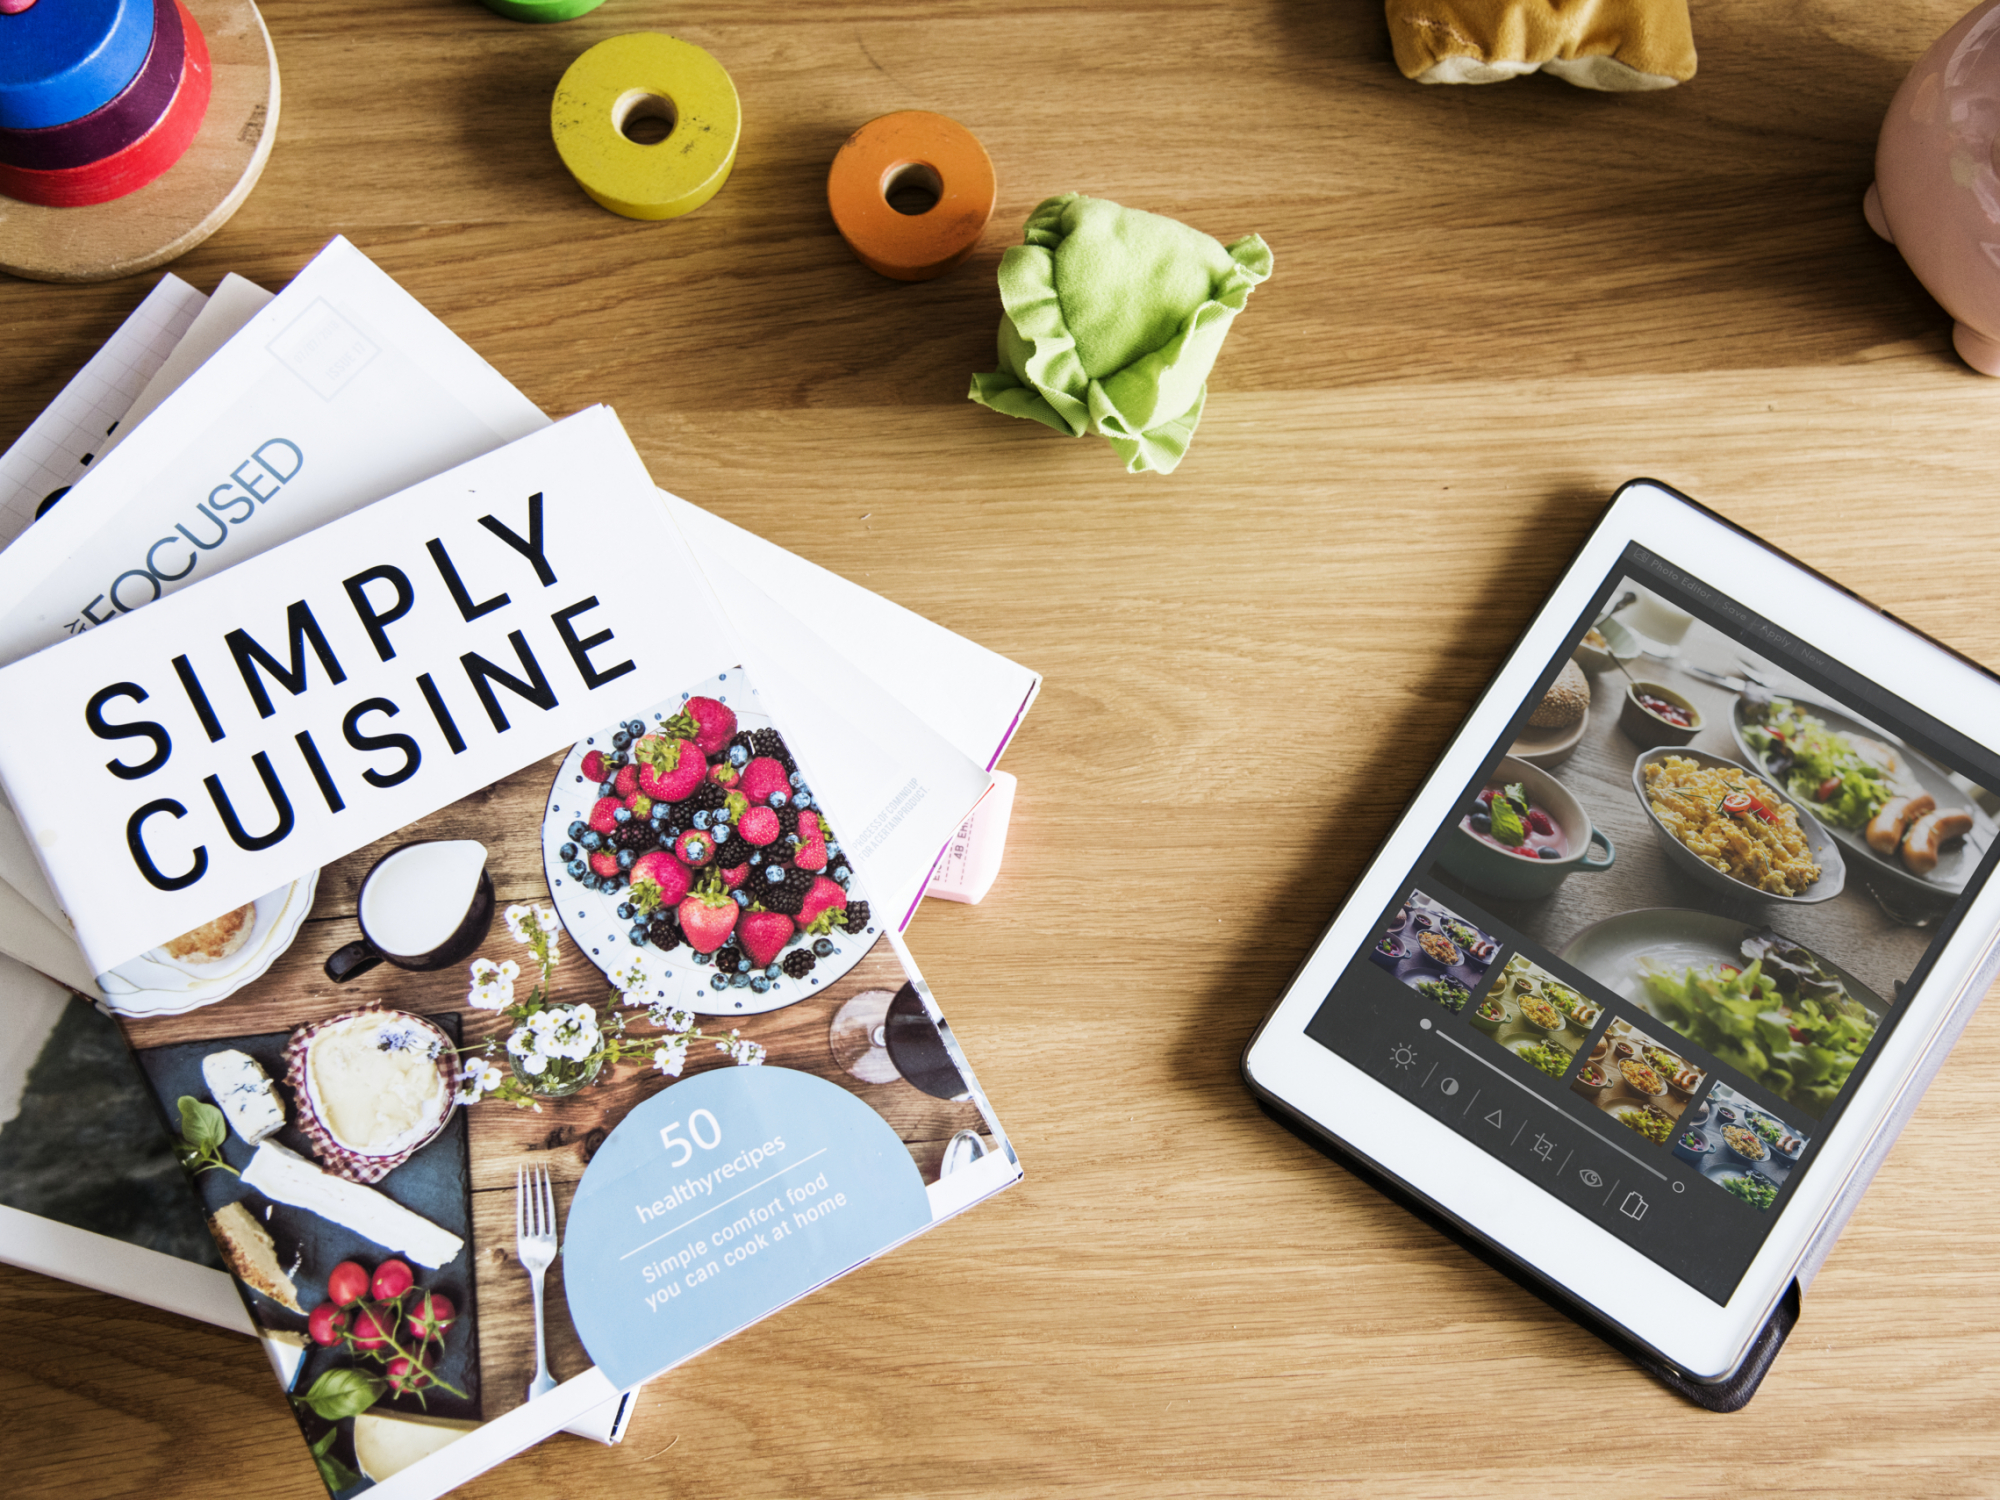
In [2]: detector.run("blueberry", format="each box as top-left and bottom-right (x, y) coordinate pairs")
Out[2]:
(627, 719), (644, 736)
(612, 730), (630, 749)
(789, 771), (803, 787)
(618, 849), (635, 868)
(712, 973), (730, 990)
(813, 938), (835, 958)
(629, 929), (647, 946)
(728, 745), (749, 768)
(833, 864), (851, 883)
(731, 890), (750, 907)
(614, 807), (631, 823)
(567, 821), (588, 841)
(731, 972), (751, 988)
(766, 964), (783, 978)
(692, 809), (712, 830)
(826, 840), (841, 856)
(794, 792), (813, 810)
(692, 950), (712, 966)
(769, 790), (789, 809)
(765, 865), (784, 884)
(750, 976), (771, 994)
(1537, 847), (1560, 860)
(581, 830), (602, 850)
(567, 859), (586, 879)
(599, 780), (617, 797)
(712, 821), (731, 841)
(559, 842), (577, 861)
(1470, 813), (1492, 834)
(616, 902), (635, 920)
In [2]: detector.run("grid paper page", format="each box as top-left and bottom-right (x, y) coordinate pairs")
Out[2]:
(0, 276), (205, 550)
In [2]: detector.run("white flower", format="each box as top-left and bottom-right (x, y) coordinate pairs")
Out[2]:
(503, 904), (540, 944)
(717, 1030), (765, 1067)
(528, 1009), (559, 1037)
(649, 1004), (696, 1035)
(610, 958), (650, 998)
(466, 957), (520, 1012)
(535, 908), (561, 954)
(456, 1057), (504, 1104)
(652, 1038), (689, 1077)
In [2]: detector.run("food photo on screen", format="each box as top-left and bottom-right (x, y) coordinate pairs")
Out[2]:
(1469, 952), (1593, 1078)
(1368, 890), (1499, 1013)
(1570, 1016), (1708, 1147)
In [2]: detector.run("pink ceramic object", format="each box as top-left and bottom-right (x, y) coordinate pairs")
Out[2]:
(1868, 1), (2000, 374)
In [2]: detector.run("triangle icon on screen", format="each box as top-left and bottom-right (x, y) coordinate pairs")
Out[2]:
(1484, 1109), (1504, 1129)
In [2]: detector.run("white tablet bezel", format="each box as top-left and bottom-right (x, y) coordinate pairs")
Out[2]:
(1244, 478), (2000, 1382)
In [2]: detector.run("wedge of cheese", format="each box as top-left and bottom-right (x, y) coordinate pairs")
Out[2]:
(201, 1048), (287, 1144)
(242, 1141), (463, 1268)
(353, 1412), (479, 1482)
(209, 1200), (303, 1312)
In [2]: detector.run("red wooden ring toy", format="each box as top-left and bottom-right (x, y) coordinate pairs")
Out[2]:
(0, 0), (208, 207)
(0, 0), (184, 174)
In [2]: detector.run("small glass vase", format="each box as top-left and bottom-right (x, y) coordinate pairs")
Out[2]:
(507, 1049), (603, 1099)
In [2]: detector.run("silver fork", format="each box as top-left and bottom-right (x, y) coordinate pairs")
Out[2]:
(515, 1162), (560, 1402)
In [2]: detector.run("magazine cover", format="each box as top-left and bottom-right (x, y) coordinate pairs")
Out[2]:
(0, 407), (1019, 1496)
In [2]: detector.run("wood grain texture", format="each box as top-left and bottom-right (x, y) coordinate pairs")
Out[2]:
(5, 0), (2000, 1495)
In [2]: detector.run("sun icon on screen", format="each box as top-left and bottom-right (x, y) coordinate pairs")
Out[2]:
(1389, 1042), (1418, 1070)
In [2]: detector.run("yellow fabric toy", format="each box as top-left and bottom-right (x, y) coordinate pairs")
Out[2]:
(1387, 0), (1696, 90)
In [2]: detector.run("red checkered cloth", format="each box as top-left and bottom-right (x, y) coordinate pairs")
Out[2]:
(283, 1008), (460, 1185)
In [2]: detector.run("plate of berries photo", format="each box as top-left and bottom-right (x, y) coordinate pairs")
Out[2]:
(539, 672), (878, 1016)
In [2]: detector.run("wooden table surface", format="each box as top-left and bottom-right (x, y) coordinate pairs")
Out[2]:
(7, 1), (2000, 1494)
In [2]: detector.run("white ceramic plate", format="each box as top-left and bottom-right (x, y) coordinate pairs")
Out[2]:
(538, 681), (876, 1018)
(100, 872), (321, 1017)
(1560, 906), (1886, 1020)
(1729, 693), (1995, 899)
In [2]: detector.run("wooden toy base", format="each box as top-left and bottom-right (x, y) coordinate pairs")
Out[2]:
(0, 0), (278, 283)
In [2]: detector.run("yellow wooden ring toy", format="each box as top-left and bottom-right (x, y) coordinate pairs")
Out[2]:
(550, 33), (739, 221)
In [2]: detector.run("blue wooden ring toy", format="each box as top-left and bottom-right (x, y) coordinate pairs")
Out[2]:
(0, 0), (156, 131)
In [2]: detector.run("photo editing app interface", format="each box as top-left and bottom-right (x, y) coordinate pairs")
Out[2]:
(1308, 545), (2000, 1304)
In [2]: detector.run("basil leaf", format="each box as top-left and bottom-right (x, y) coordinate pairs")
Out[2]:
(177, 1096), (227, 1152)
(298, 1367), (385, 1422)
(313, 1442), (362, 1494)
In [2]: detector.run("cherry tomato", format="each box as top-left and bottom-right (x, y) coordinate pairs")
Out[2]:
(372, 1258), (415, 1301)
(326, 1260), (370, 1308)
(307, 1302), (348, 1347)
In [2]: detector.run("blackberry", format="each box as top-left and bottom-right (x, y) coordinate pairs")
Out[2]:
(760, 866), (815, 916)
(713, 943), (750, 975)
(713, 834), (757, 869)
(612, 820), (658, 852)
(687, 781), (729, 812)
(842, 901), (872, 934)
(647, 914), (682, 952)
(781, 949), (816, 979)
(749, 728), (796, 771)
(775, 805), (800, 839)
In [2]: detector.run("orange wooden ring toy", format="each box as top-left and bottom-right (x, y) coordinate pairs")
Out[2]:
(826, 110), (995, 282)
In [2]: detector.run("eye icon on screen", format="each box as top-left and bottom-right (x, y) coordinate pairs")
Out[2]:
(1578, 1168), (1604, 1189)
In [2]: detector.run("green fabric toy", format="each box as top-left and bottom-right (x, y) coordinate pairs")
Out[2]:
(967, 193), (1272, 474)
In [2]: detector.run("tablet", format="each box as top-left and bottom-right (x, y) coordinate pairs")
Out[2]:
(1244, 478), (2000, 1390)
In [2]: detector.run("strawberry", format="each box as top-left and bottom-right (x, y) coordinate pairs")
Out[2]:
(739, 756), (790, 806)
(581, 749), (607, 782)
(626, 791), (653, 818)
(709, 761), (740, 789)
(795, 875), (847, 931)
(630, 851), (690, 911)
(635, 735), (707, 801)
(614, 764), (639, 798)
(739, 806), (780, 846)
(674, 829), (717, 868)
(677, 890), (739, 952)
(793, 837), (828, 872)
(589, 796), (621, 834)
(738, 910), (794, 969)
(662, 697), (737, 756)
(719, 863), (750, 890)
(590, 850), (621, 880)
(797, 810), (823, 842)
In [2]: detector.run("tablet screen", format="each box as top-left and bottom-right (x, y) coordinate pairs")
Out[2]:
(1302, 542), (2000, 1304)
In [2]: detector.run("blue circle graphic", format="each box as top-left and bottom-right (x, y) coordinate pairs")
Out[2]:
(563, 1065), (932, 1389)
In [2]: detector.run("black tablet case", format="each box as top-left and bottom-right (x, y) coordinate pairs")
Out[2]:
(1249, 927), (1999, 1411)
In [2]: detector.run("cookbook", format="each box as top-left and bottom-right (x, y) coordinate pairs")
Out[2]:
(0, 407), (1020, 1496)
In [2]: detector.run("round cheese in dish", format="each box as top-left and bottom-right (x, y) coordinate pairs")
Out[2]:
(304, 1011), (452, 1158)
